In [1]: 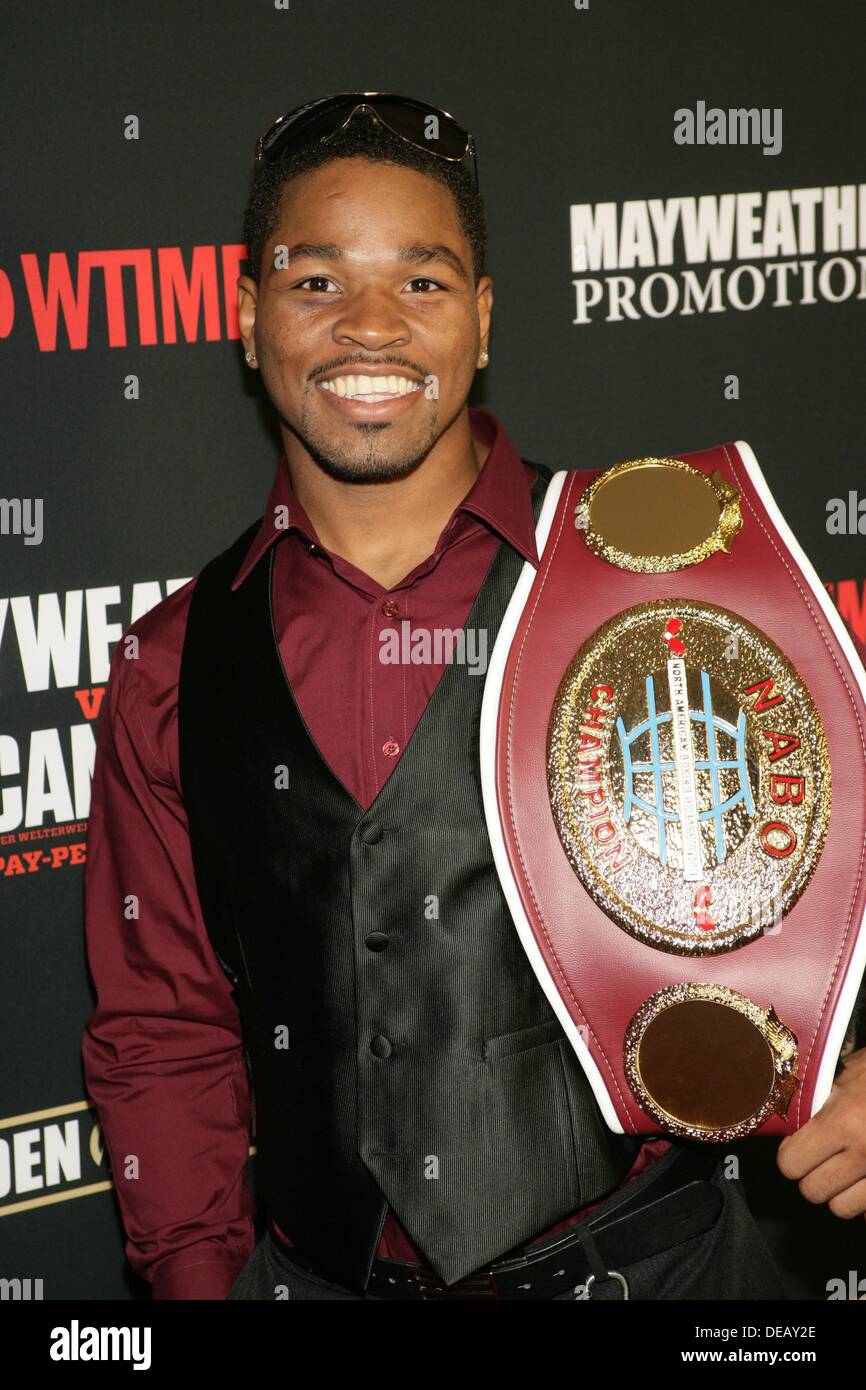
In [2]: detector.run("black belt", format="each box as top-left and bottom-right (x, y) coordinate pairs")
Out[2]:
(282, 1143), (723, 1300)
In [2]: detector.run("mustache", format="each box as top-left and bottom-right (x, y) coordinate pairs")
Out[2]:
(309, 357), (427, 381)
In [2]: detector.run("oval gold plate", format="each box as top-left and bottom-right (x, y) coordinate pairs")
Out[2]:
(575, 457), (743, 572)
(547, 599), (830, 955)
(624, 983), (798, 1141)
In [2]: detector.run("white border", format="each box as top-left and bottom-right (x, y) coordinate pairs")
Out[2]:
(733, 440), (866, 1115)
(479, 469), (625, 1130)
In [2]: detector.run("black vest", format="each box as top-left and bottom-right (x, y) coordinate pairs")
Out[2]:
(177, 461), (641, 1290)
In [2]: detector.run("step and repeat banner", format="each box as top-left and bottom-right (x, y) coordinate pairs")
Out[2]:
(1, 0), (865, 1300)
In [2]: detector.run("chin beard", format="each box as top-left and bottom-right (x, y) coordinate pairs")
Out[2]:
(293, 414), (442, 484)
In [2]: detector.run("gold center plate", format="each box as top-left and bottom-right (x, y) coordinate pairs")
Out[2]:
(547, 599), (830, 955)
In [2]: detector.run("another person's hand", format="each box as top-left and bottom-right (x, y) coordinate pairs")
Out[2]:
(776, 1047), (866, 1221)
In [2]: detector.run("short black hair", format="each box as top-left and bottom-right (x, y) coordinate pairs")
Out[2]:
(242, 110), (486, 286)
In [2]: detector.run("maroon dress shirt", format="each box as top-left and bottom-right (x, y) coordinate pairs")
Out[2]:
(82, 406), (670, 1300)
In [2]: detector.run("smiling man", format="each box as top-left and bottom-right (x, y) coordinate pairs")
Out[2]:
(81, 92), (859, 1304)
(237, 110), (493, 590)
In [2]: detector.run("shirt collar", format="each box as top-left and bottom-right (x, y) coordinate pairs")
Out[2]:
(230, 405), (540, 592)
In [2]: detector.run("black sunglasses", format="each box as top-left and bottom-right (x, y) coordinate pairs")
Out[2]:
(255, 91), (479, 190)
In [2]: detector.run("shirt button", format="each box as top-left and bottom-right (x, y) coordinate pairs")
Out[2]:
(382, 738), (400, 758)
(381, 599), (400, 618)
(360, 822), (384, 844)
(365, 932), (390, 952)
(370, 1035), (393, 1058)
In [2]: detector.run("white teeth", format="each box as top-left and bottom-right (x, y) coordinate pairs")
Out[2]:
(320, 373), (422, 400)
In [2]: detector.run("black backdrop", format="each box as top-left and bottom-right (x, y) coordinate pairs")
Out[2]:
(2, 0), (865, 1300)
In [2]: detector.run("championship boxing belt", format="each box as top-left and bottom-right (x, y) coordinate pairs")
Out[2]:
(480, 441), (866, 1142)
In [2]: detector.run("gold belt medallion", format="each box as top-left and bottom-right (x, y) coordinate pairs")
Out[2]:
(547, 598), (830, 955)
(623, 983), (799, 1141)
(575, 456), (743, 573)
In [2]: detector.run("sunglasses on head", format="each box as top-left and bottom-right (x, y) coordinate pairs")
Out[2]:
(255, 91), (479, 189)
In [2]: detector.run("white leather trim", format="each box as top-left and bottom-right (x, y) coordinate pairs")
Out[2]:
(732, 440), (866, 1115)
(479, 468), (625, 1131)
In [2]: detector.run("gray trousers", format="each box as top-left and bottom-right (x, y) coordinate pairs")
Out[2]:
(226, 1159), (788, 1301)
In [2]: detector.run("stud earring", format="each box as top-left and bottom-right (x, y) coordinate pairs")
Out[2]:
(245, 350), (257, 364)
(479, 350), (489, 364)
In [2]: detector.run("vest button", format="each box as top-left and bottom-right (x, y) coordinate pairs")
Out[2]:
(365, 932), (390, 952)
(360, 822), (384, 844)
(370, 1034), (393, 1058)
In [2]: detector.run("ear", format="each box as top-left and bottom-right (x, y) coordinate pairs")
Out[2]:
(238, 274), (259, 365)
(476, 274), (493, 362)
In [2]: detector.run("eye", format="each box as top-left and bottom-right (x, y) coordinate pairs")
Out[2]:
(296, 276), (339, 292)
(405, 277), (446, 293)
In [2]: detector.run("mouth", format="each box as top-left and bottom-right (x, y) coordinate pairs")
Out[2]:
(315, 371), (426, 421)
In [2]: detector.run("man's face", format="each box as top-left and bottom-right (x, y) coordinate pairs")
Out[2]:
(238, 156), (492, 483)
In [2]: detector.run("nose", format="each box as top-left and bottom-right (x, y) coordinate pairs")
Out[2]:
(331, 284), (410, 353)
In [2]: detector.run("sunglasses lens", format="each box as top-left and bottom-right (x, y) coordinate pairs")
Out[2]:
(259, 100), (349, 162)
(362, 96), (469, 159)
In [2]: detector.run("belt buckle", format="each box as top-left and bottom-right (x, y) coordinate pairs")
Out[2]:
(411, 1267), (499, 1300)
(583, 1269), (630, 1300)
